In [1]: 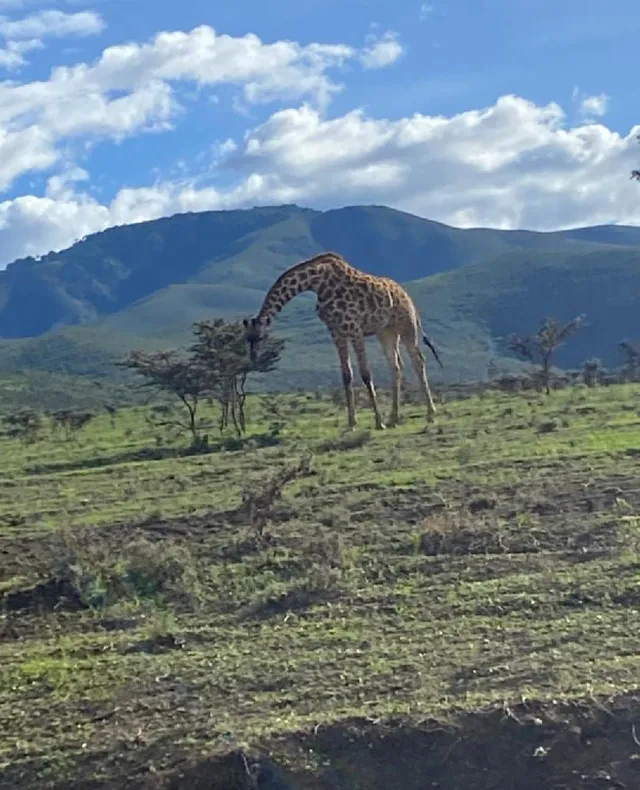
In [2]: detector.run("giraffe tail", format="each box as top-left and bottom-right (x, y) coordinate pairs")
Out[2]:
(422, 333), (444, 368)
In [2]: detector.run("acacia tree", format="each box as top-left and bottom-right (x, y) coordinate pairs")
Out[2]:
(119, 319), (285, 445)
(119, 349), (213, 447)
(190, 318), (285, 436)
(507, 315), (585, 394)
(3, 409), (43, 444)
(618, 340), (640, 381)
(50, 410), (95, 441)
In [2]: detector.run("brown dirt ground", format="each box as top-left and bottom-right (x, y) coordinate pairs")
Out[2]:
(4, 695), (639, 790)
(3, 469), (640, 789)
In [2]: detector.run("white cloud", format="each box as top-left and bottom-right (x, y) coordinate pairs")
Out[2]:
(0, 93), (639, 268)
(580, 93), (609, 119)
(0, 36), (41, 69)
(86, 27), (354, 107)
(419, 4), (434, 22)
(228, 96), (640, 230)
(572, 86), (609, 121)
(0, 124), (56, 190)
(0, 10), (104, 71)
(0, 9), (104, 39)
(0, 192), (110, 262)
(0, 24), (364, 192)
(0, 22), (635, 270)
(359, 31), (403, 69)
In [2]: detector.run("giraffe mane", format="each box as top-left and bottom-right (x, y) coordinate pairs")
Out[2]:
(266, 251), (345, 292)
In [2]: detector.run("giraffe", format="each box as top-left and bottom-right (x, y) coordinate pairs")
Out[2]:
(243, 251), (443, 430)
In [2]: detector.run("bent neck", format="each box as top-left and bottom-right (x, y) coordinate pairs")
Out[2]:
(257, 258), (330, 325)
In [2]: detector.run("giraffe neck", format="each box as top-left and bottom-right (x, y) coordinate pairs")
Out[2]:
(257, 257), (333, 326)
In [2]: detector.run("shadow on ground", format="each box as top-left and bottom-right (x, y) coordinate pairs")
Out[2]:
(4, 693), (635, 790)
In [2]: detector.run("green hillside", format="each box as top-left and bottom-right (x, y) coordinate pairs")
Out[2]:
(408, 244), (640, 371)
(0, 204), (639, 398)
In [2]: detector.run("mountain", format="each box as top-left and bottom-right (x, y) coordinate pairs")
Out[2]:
(0, 204), (639, 398)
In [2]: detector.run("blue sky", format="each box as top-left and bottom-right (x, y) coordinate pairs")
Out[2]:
(0, 0), (638, 265)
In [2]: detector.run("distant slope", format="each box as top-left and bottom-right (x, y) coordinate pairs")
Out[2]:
(0, 205), (316, 338)
(408, 244), (640, 372)
(0, 204), (639, 393)
(3, 203), (640, 340)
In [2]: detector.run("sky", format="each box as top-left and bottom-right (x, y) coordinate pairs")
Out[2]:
(0, 0), (638, 267)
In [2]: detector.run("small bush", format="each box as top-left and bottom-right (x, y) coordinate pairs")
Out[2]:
(52, 530), (203, 610)
(318, 430), (372, 453)
(455, 440), (475, 465)
(536, 419), (558, 434)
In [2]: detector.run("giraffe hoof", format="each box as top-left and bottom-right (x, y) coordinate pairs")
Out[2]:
(375, 422), (386, 430)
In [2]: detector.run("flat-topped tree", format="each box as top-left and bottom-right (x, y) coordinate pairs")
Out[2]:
(243, 251), (443, 431)
(508, 315), (585, 395)
(191, 318), (284, 436)
(618, 340), (640, 381)
(119, 349), (211, 447)
(119, 319), (285, 445)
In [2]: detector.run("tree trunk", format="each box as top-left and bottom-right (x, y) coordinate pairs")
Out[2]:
(182, 396), (199, 446)
(542, 354), (551, 395)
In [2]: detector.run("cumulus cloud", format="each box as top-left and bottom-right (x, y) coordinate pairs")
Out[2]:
(0, 9), (105, 39)
(0, 93), (639, 268)
(230, 96), (640, 230)
(359, 31), (403, 69)
(0, 22), (636, 270)
(0, 192), (110, 263)
(86, 27), (353, 106)
(0, 24), (365, 193)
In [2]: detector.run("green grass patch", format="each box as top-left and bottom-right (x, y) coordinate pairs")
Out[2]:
(2, 383), (640, 787)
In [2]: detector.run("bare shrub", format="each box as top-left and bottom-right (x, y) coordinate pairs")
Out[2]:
(318, 430), (372, 453)
(240, 454), (313, 540)
(3, 409), (42, 444)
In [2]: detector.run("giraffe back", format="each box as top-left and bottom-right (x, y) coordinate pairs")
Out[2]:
(316, 260), (420, 339)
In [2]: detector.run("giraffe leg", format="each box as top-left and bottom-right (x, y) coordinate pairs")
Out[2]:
(377, 330), (402, 427)
(353, 335), (385, 430)
(335, 336), (357, 429)
(403, 337), (437, 423)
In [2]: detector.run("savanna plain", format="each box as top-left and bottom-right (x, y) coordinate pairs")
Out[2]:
(2, 383), (640, 789)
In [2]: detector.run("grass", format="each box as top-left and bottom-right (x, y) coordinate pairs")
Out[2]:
(2, 382), (640, 787)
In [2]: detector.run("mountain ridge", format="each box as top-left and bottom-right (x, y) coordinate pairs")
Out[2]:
(1, 203), (639, 392)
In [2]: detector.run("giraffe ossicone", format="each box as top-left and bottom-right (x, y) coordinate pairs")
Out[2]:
(243, 252), (442, 430)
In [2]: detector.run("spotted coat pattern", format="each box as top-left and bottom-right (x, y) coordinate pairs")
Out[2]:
(243, 252), (441, 430)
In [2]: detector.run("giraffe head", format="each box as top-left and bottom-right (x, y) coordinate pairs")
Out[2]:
(242, 316), (269, 364)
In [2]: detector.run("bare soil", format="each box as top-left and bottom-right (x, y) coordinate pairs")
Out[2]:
(5, 695), (638, 790)
(3, 468), (640, 789)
